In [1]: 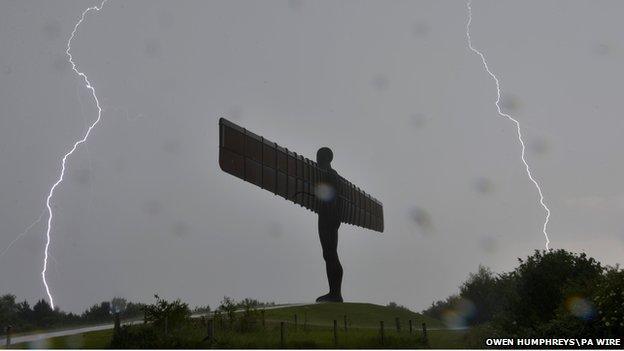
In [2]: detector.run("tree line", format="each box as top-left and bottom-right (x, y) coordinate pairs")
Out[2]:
(0, 296), (145, 333)
(1, 292), (276, 336)
(422, 249), (623, 343)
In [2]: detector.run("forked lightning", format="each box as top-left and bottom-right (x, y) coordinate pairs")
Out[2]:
(41, 0), (108, 309)
(465, 0), (551, 250)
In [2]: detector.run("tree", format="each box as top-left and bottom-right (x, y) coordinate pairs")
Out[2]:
(422, 294), (461, 321)
(111, 297), (128, 314)
(143, 295), (190, 332)
(509, 250), (603, 328)
(193, 305), (211, 315)
(218, 296), (237, 326)
(0, 295), (18, 327)
(15, 300), (33, 326)
(592, 267), (624, 337)
(32, 299), (55, 327)
(82, 301), (111, 322)
(459, 265), (512, 325)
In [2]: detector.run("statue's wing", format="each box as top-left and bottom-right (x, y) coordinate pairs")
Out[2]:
(219, 117), (383, 233)
(336, 175), (384, 233)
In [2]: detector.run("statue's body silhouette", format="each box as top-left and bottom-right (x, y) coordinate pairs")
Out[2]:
(219, 118), (384, 303)
(316, 147), (344, 303)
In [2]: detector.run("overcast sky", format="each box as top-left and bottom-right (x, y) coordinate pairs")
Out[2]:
(1, 0), (623, 313)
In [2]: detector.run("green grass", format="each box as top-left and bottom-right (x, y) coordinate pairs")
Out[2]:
(427, 329), (469, 349)
(12, 329), (113, 349)
(12, 303), (467, 349)
(13, 326), (467, 349)
(263, 302), (443, 329)
(208, 324), (429, 349)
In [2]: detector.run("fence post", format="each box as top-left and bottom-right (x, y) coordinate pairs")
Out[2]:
(280, 321), (285, 347)
(422, 322), (428, 344)
(5, 326), (12, 348)
(262, 310), (266, 329)
(333, 320), (338, 346)
(395, 317), (401, 332)
(379, 321), (385, 346)
(343, 314), (348, 332)
(206, 318), (214, 342)
(294, 314), (298, 332)
(409, 319), (413, 334)
(114, 312), (121, 334)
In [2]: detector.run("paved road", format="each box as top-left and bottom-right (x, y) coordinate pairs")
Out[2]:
(0, 303), (308, 347)
(0, 321), (134, 347)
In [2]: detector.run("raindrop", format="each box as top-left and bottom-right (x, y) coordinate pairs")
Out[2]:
(408, 206), (434, 236)
(473, 177), (494, 195)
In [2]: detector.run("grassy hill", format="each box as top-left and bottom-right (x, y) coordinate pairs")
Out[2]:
(13, 302), (464, 349)
(263, 302), (443, 329)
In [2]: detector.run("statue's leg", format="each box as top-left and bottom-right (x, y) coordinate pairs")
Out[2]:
(327, 220), (343, 298)
(317, 217), (343, 302)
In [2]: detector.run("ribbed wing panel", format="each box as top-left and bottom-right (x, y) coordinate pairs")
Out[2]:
(219, 118), (383, 232)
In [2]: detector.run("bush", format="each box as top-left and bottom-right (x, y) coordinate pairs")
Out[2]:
(217, 296), (237, 328)
(510, 250), (603, 328)
(142, 295), (190, 332)
(110, 324), (203, 348)
(592, 268), (624, 337)
(464, 323), (510, 348)
(459, 265), (512, 325)
(422, 294), (461, 321)
(424, 249), (619, 338)
(386, 301), (412, 313)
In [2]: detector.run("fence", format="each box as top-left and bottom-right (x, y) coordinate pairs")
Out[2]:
(200, 311), (430, 348)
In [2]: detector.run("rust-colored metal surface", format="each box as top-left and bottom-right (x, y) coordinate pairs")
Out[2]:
(219, 117), (383, 233)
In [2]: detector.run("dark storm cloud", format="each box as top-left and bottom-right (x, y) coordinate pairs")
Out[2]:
(1, 0), (622, 314)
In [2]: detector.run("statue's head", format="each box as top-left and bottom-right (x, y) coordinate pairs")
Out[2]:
(316, 147), (333, 168)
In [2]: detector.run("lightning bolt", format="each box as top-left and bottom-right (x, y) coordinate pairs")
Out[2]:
(40, 0), (108, 309)
(465, 0), (551, 250)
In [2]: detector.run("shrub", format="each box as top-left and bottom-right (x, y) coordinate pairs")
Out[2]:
(592, 268), (624, 337)
(110, 324), (202, 348)
(142, 295), (190, 332)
